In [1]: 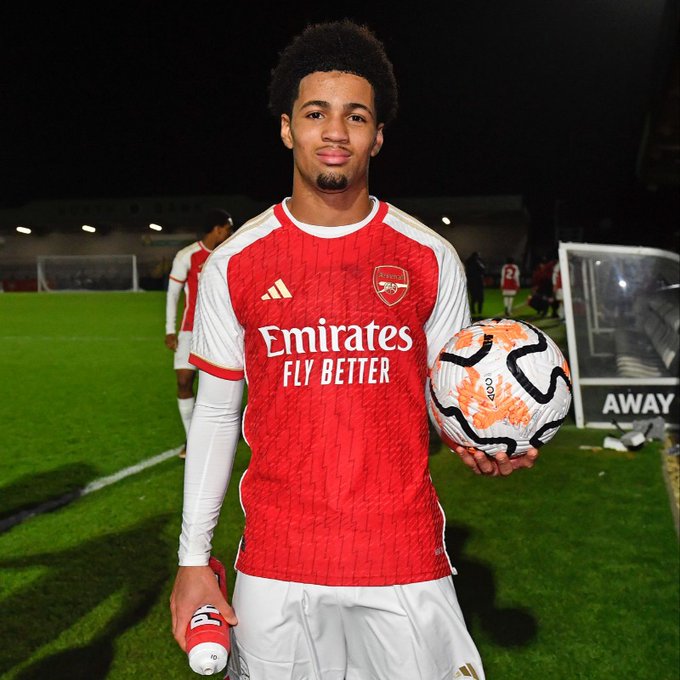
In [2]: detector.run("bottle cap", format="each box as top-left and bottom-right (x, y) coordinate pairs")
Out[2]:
(188, 641), (228, 675)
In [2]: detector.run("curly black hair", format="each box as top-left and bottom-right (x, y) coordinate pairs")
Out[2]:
(268, 18), (398, 126)
(202, 208), (232, 233)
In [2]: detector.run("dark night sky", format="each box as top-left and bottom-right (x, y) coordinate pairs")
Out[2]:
(2, 2), (679, 248)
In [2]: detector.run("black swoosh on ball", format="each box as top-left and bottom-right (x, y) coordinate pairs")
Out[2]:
(507, 321), (572, 404)
(429, 382), (518, 455)
(440, 333), (493, 366)
(530, 417), (567, 448)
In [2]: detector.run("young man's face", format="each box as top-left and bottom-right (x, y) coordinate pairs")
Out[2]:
(280, 71), (384, 194)
(214, 223), (231, 243)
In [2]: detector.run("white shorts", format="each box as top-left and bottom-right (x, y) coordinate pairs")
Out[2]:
(226, 573), (484, 680)
(174, 330), (194, 370)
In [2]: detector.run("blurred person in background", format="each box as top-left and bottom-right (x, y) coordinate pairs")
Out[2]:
(164, 209), (233, 458)
(500, 256), (521, 316)
(465, 250), (486, 318)
(528, 254), (554, 317)
(552, 259), (564, 319)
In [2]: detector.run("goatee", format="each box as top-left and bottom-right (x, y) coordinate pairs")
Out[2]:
(316, 173), (348, 191)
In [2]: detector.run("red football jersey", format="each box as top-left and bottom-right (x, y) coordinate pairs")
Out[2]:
(168, 241), (213, 332)
(190, 199), (470, 586)
(500, 263), (520, 292)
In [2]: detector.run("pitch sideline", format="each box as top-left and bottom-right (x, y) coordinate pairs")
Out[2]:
(0, 445), (183, 533)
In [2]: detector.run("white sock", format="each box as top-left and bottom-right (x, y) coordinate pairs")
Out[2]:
(178, 397), (195, 439)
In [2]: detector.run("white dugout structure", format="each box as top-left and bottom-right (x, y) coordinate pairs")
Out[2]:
(559, 242), (679, 429)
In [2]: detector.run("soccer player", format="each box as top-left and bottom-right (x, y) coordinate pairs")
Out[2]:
(164, 209), (233, 458)
(552, 260), (564, 319)
(465, 251), (486, 318)
(170, 20), (539, 680)
(500, 256), (521, 316)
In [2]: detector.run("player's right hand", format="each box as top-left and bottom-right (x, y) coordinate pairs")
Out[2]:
(442, 432), (539, 476)
(170, 565), (238, 651)
(165, 333), (178, 351)
(452, 445), (539, 476)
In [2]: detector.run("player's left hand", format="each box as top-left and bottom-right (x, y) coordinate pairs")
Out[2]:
(450, 444), (539, 476)
(170, 565), (237, 652)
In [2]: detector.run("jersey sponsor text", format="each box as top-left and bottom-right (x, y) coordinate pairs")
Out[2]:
(259, 317), (411, 386)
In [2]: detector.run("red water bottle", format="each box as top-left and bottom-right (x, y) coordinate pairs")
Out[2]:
(185, 556), (231, 675)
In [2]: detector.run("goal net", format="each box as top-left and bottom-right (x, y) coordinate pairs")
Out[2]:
(36, 255), (140, 292)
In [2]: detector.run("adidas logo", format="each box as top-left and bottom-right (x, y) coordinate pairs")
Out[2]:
(261, 278), (292, 300)
(455, 664), (480, 679)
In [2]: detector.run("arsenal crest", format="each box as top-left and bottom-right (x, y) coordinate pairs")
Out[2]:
(373, 266), (410, 306)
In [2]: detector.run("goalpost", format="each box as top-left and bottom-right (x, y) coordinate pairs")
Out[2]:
(36, 254), (140, 292)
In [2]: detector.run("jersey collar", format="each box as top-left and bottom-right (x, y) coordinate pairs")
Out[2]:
(274, 197), (387, 238)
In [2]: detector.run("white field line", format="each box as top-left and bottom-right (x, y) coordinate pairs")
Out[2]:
(81, 447), (182, 494)
(0, 445), (183, 533)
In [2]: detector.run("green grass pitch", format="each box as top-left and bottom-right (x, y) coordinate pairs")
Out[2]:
(0, 290), (677, 679)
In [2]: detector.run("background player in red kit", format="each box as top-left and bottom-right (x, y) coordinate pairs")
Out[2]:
(500, 256), (521, 316)
(164, 209), (233, 457)
(170, 20), (539, 679)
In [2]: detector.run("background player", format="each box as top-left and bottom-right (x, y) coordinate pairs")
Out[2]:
(170, 20), (539, 679)
(500, 256), (521, 316)
(465, 250), (486, 318)
(164, 208), (232, 458)
(552, 259), (564, 319)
